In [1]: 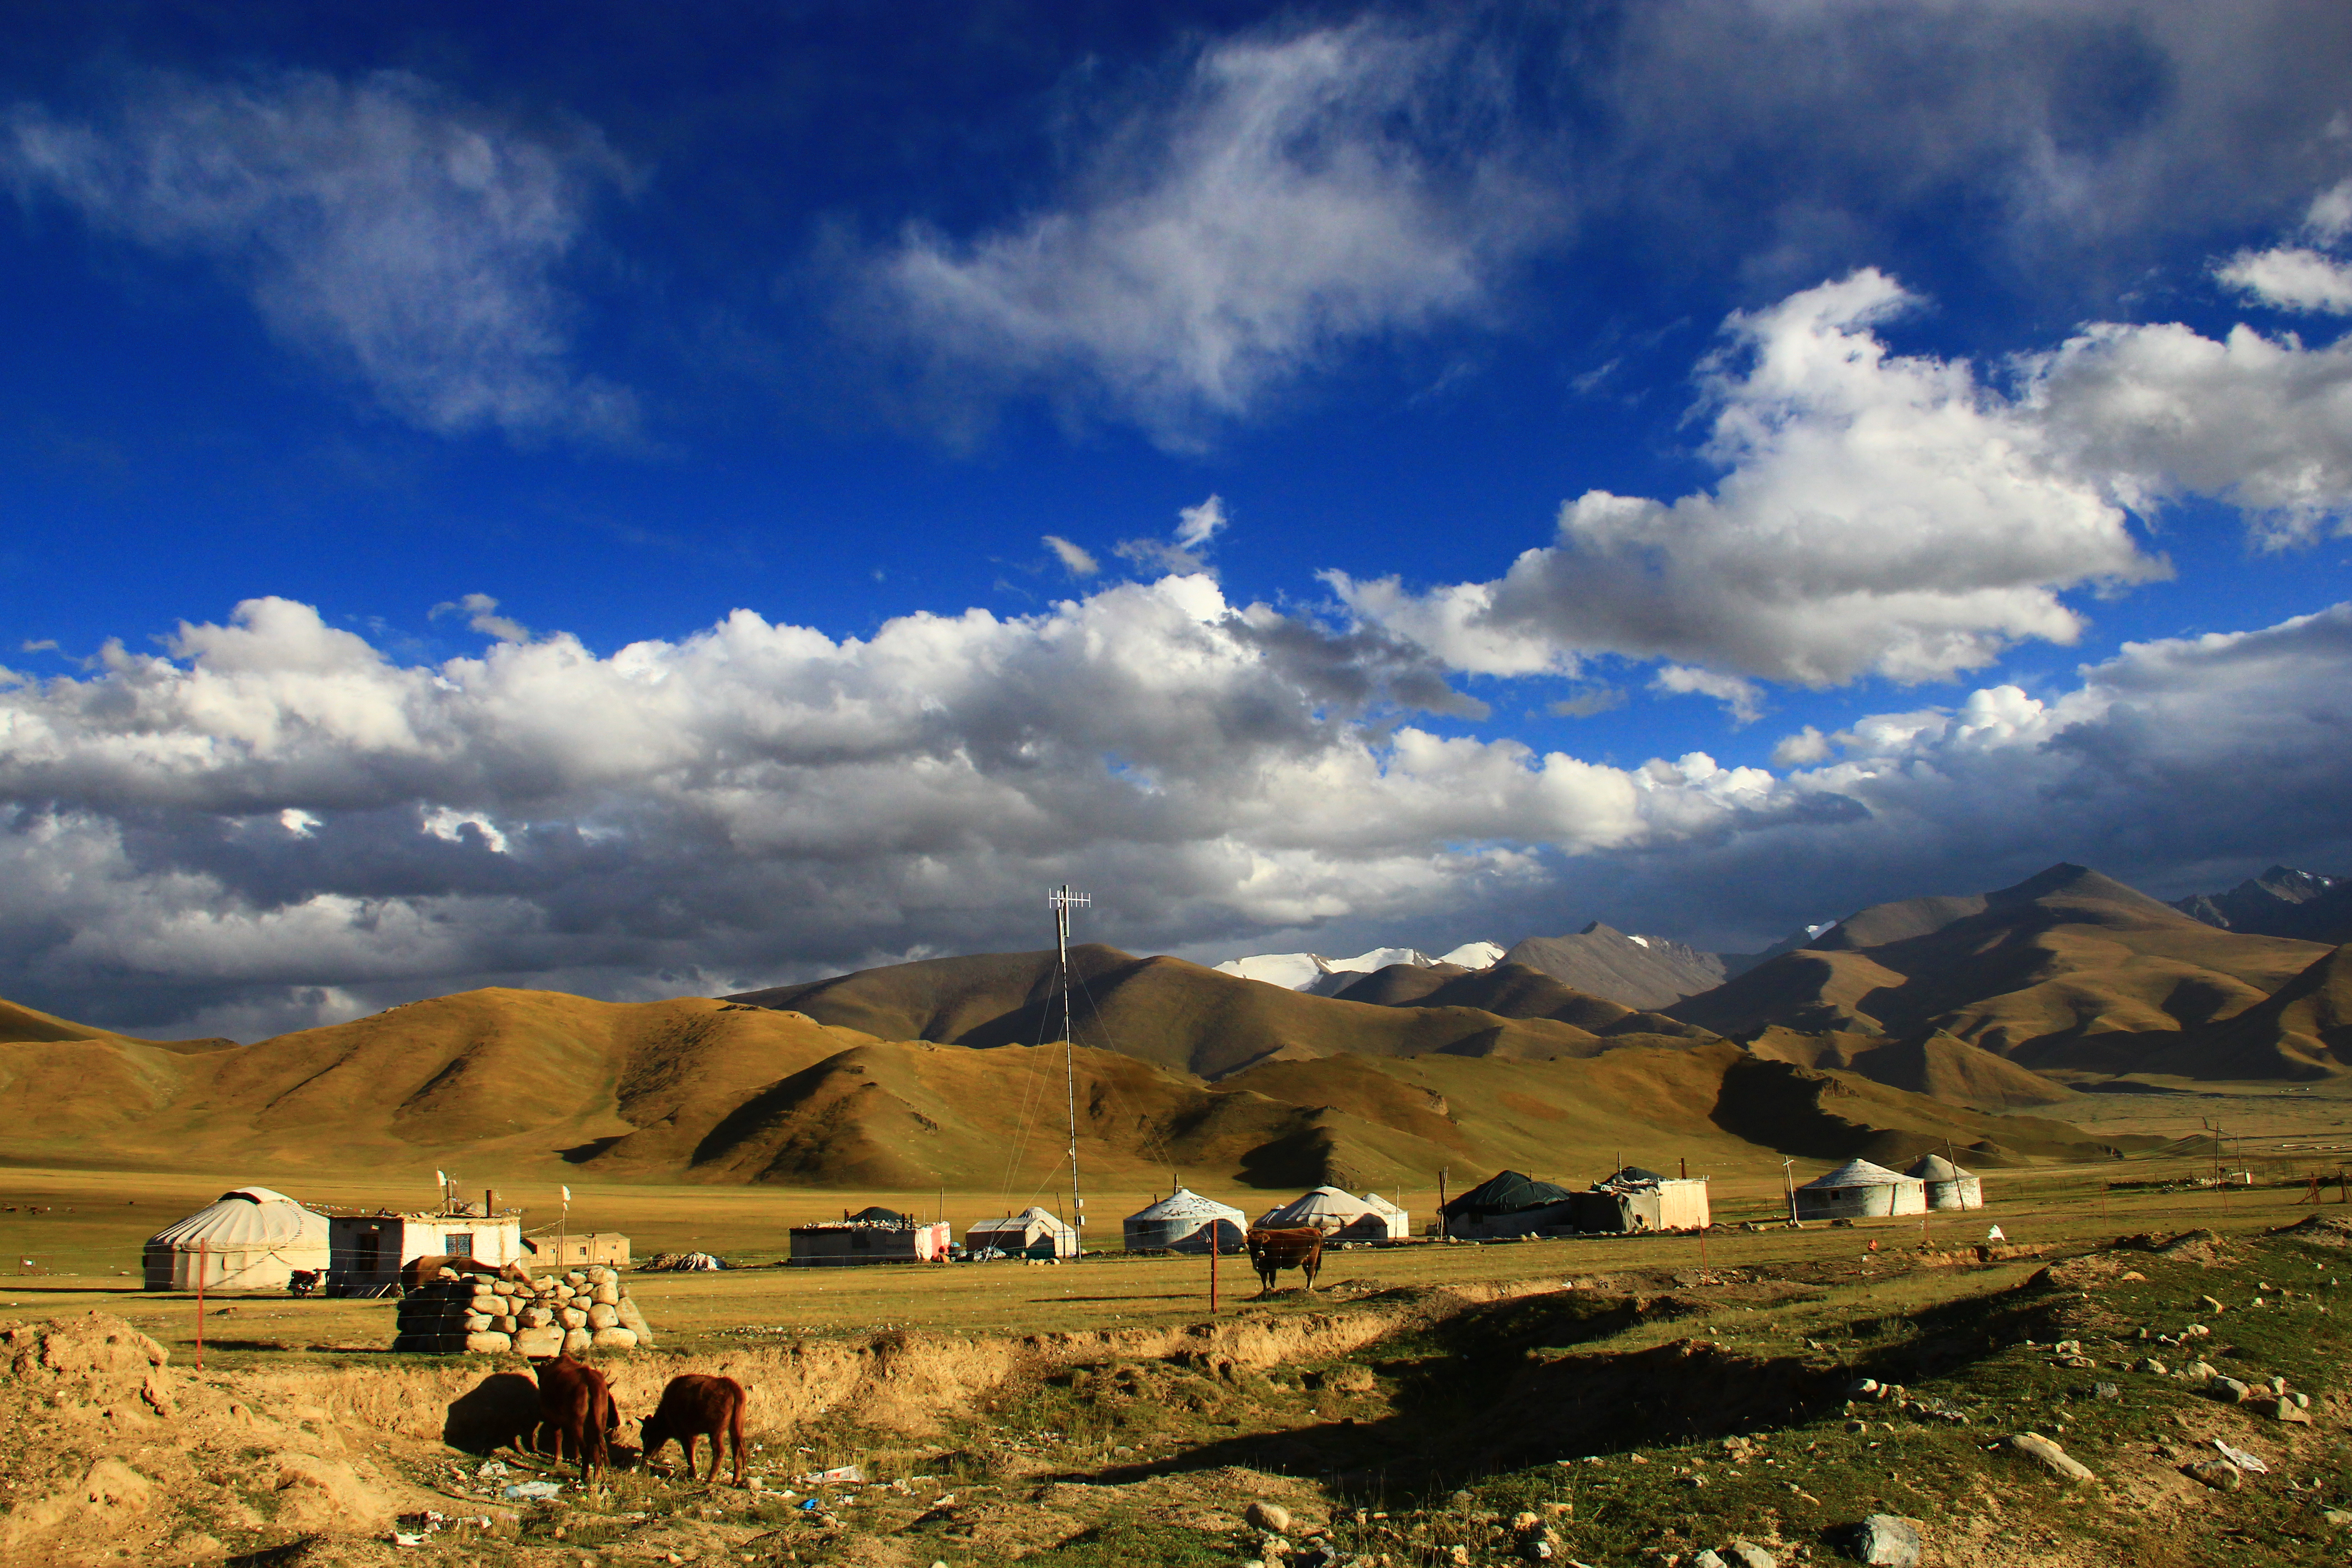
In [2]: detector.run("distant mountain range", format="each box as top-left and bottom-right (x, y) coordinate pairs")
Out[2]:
(2171, 865), (2352, 944)
(1216, 923), (1759, 1012)
(6, 857), (2346, 1192)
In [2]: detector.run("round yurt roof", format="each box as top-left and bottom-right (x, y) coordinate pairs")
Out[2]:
(147, 1187), (327, 1250)
(1261, 1186), (1374, 1226)
(1127, 1188), (1244, 1222)
(1904, 1154), (1975, 1181)
(1800, 1159), (1914, 1190)
(848, 1205), (911, 1226)
(1442, 1170), (1576, 1216)
(1360, 1191), (1407, 1217)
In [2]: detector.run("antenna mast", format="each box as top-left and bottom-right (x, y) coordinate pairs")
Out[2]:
(1052, 884), (1092, 1248)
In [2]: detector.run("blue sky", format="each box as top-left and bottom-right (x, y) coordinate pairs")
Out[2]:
(5, 1), (2352, 1037)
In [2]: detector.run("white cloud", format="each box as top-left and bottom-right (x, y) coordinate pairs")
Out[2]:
(865, 20), (1553, 447)
(1175, 495), (1230, 551)
(1042, 535), (1100, 577)
(1651, 666), (1763, 724)
(1768, 725), (1830, 767)
(431, 593), (530, 642)
(2027, 318), (2352, 544)
(5, 588), (2352, 1034)
(2306, 179), (2352, 246)
(5, 70), (634, 441)
(2216, 247), (2352, 315)
(1342, 270), (2166, 686)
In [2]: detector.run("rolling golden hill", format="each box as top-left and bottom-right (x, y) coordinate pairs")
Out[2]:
(0, 981), (2141, 1190)
(1667, 863), (2340, 1077)
(728, 945), (1697, 1079)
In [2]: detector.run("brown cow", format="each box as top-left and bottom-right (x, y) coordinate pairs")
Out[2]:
(641, 1373), (748, 1485)
(531, 1351), (617, 1483)
(1245, 1227), (1325, 1297)
(402, 1253), (532, 1292)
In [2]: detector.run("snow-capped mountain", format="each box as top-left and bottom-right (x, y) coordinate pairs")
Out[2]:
(1215, 941), (1503, 994)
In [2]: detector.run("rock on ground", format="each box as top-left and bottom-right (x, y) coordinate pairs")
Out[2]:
(2007, 1432), (2095, 1482)
(1850, 1515), (1924, 1568)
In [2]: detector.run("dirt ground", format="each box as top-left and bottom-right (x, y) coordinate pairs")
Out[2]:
(6, 1104), (2352, 1567)
(5, 1139), (2352, 1566)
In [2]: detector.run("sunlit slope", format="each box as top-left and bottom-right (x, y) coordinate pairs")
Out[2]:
(0, 986), (2141, 1188)
(732, 946), (1647, 1078)
(1334, 961), (1712, 1038)
(575, 1037), (2141, 1192)
(2165, 942), (2352, 1078)
(1670, 864), (2333, 1075)
(0, 996), (230, 1052)
(1741, 1026), (2073, 1111)
(0, 990), (875, 1168)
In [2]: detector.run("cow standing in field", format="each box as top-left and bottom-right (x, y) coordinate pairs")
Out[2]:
(641, 1373), (749, 1486)
(1245, 1227), (1325, 1297)
(531, 1351), (618, 1483)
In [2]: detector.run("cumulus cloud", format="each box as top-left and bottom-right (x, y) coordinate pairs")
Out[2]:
(4, 587), (2351, 1035)
(863, 19), (1552, 447)
(5, 69), (635, 441)
(2027, 318), (2352, 544)
(1343, 264), (2352, 682)
(1339, 270), (2167, 686)
(2218, 247), (2352, 315)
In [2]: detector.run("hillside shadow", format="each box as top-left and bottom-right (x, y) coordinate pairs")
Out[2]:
(559, 1136), (627, 1164)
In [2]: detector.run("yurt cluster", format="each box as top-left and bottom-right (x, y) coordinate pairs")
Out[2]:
(142, 1186), (625, 1295)
(140, 1156), (1993, 1303)
(1793, 1155), (1986, 1220)
(784, 1186), (1411, 1266)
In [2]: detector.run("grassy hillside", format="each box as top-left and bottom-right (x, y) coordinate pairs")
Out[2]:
(731, 946), (1656, 1078)
(1669, 863), (2337, 1078)
(0, 983), (2139, 1190)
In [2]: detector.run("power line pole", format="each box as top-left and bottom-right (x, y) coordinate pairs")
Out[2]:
(1053, 885), (1091, 1250)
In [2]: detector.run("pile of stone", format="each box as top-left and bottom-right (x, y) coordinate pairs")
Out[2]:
(391, 1265), (655, 1355)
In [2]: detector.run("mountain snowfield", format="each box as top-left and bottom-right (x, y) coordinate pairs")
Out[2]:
(1214, 941), (1505, 994)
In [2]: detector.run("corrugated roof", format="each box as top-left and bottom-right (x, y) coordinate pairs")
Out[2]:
(1799, 1159), (1916, 1189)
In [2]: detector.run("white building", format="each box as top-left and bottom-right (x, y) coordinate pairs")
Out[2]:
(966, 1206), (1079, 1259)
(327, 1203), (526, 1292)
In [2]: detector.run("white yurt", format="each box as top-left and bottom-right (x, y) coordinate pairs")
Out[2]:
(1122, 1188), (1247, 1253)
(1905, 1153), (1985, 1210)
(1255, 1186), (1375, 1235)
(965, 1206), (1080, 1259)
(1356, 1191), (1411, 1240)
(1794, 1159), (1926, 1221)
(143, 1187), (331, 1291)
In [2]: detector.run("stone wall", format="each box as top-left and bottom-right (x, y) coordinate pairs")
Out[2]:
(390, 1265), (655, 1355)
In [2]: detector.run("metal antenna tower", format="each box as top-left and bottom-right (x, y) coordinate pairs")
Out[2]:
(1052, 884), (1092, 1245)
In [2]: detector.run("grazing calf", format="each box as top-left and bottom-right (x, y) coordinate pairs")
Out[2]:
(641, 1374), (749, 1485)
(1245, 1227), (1325, 1297)
(531, 1351), (617, 1482)
(402, 1253), (532, 1292)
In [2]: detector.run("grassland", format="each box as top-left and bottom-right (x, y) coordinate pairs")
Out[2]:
(4, 1085), (2350, 1566)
